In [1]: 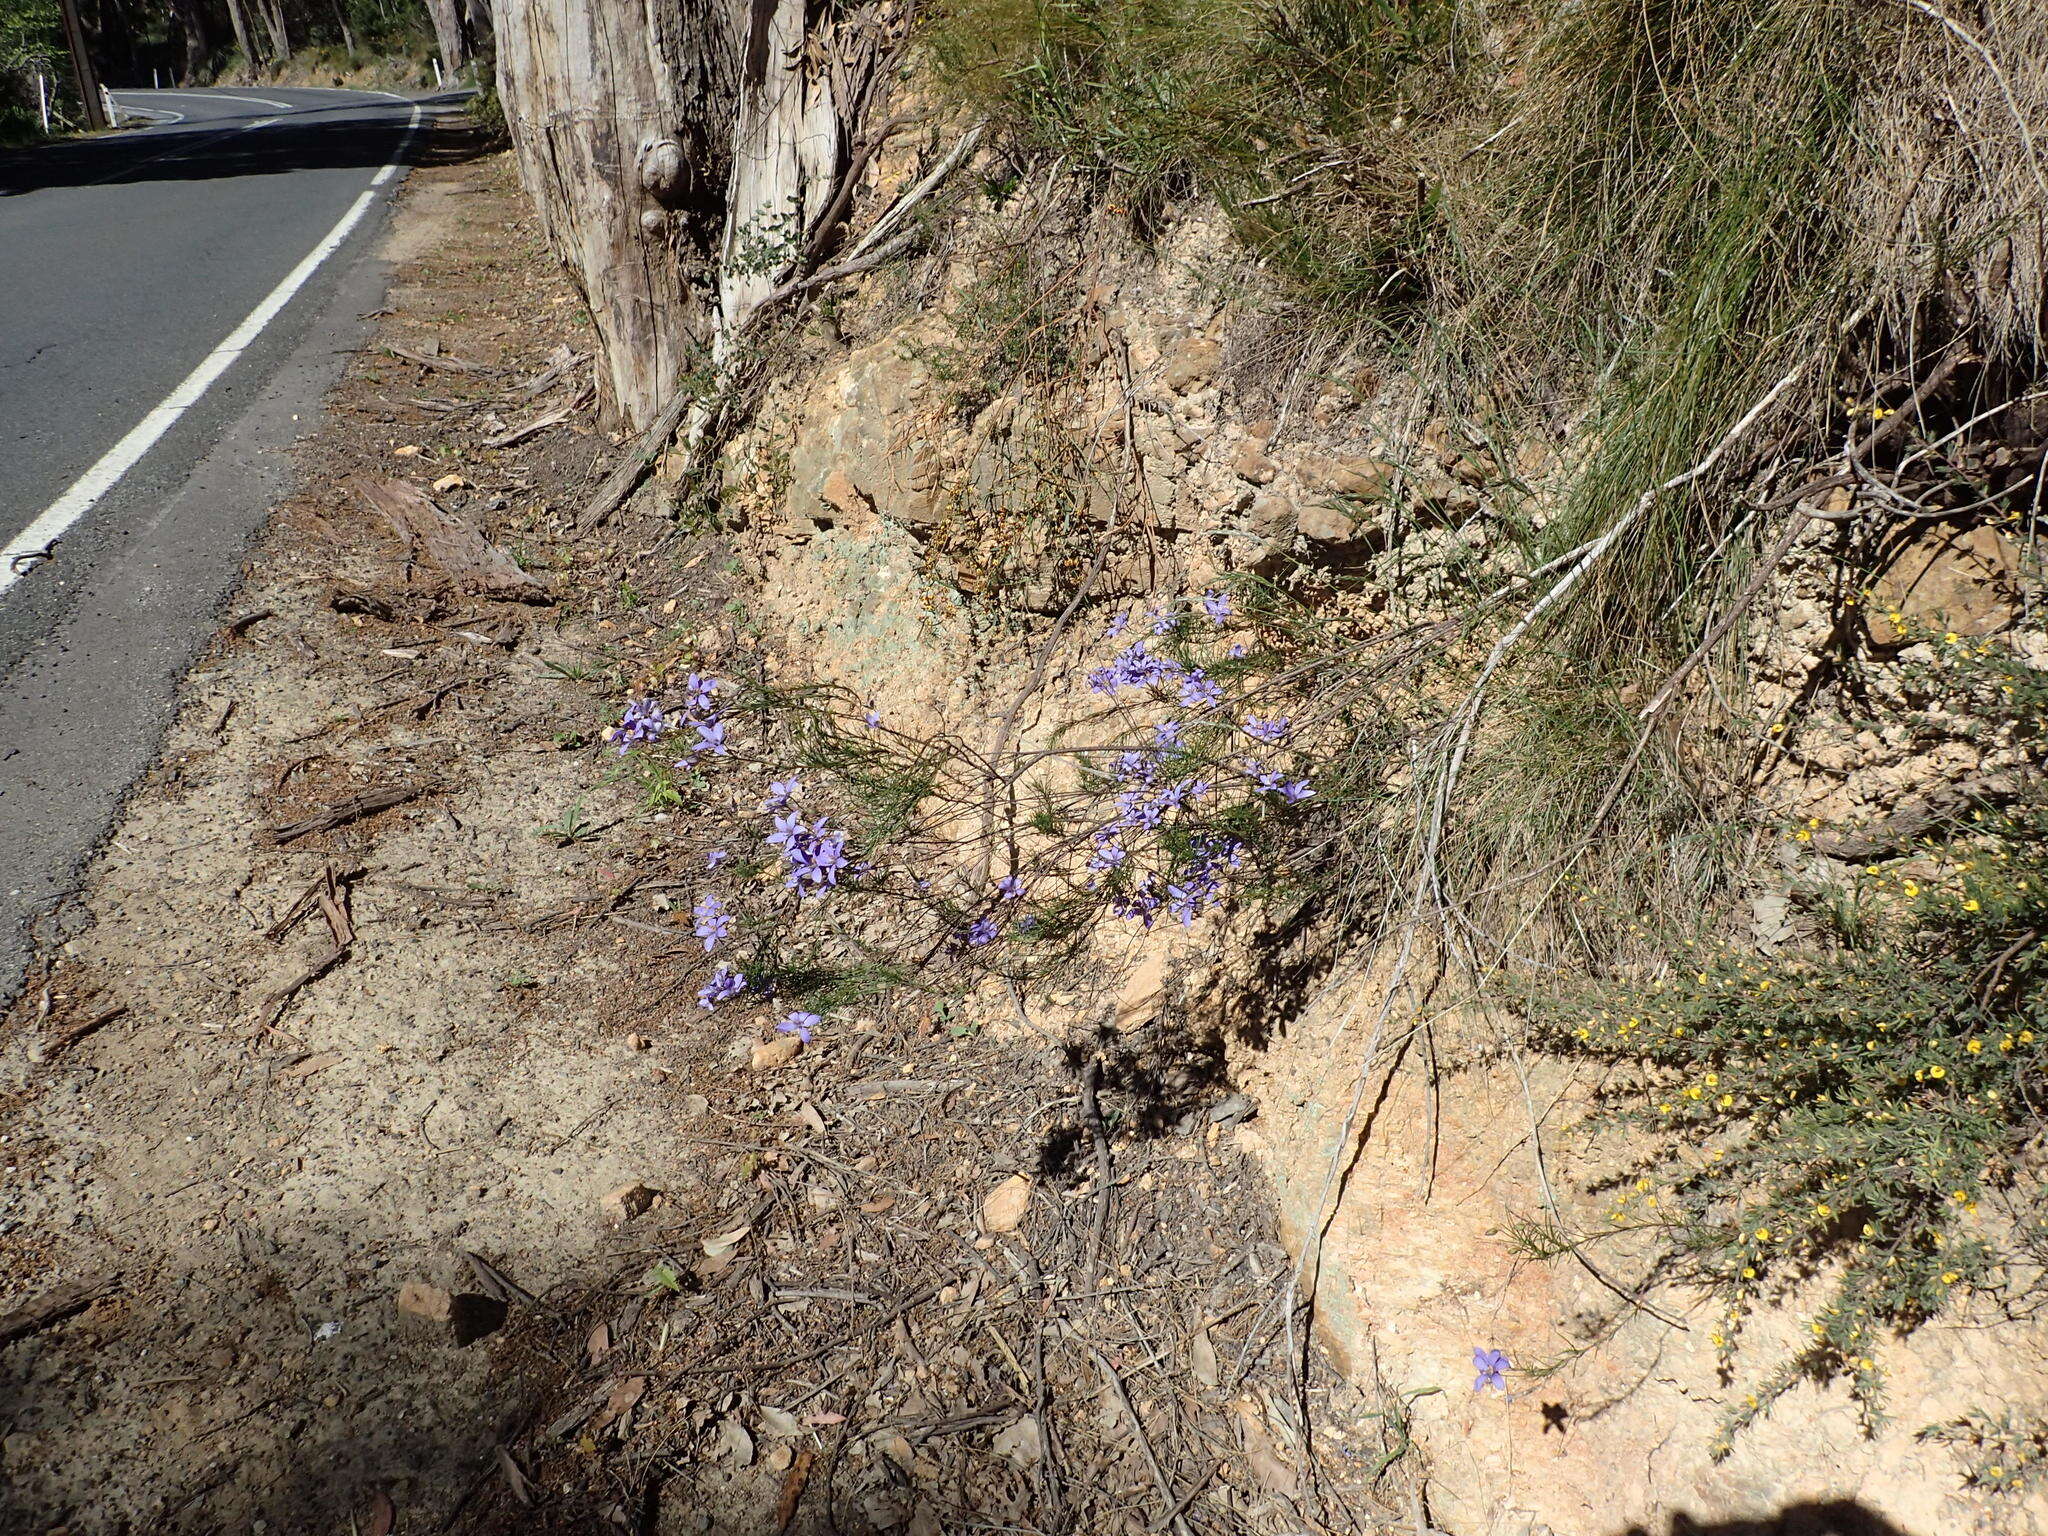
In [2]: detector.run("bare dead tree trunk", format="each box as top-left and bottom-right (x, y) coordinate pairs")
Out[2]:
(259, 0), (290, 62)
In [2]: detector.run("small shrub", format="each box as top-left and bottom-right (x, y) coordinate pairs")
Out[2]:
(1535, 798), (2047, 1446)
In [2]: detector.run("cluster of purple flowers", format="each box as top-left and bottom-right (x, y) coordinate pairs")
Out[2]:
(692, 893), (732, 952)
(697, 963), (746, 1010)
(614, 698), (671, 754)
(964, 916), (999, 947)
(767, 810), (849, 896)
(1088, 640), (1185, 696)
(1242, 714), (1290, 745)
(1166, 836), (1243, 926)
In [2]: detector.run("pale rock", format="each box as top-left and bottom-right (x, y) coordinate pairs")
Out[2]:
(601, 1182), (660, 1222)
(981, 1174), (1032, 1233)
(1295, 502), (1358, 545)
(1162, 336), (1222, 393)
(751, 1035), (802, 1071)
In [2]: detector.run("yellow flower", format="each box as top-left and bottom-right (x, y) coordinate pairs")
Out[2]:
(1903, 881), (1920, 897)
(1705, 1073), (1719, 1087)
(1755, 1227), (1771, 1240)
(1941, 1271), (1960, 1285)
(1930, 1065), (1946, 1079)
(1967, 1039), (1983, 1054)
(1962, 898), (1980, 913)
(1742, 1266), (1756, 1279)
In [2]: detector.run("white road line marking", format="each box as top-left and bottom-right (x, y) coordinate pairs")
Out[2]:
(117, 88), (295, 110)
(1, 105), (422, 597)
(106, 101), (186, 123)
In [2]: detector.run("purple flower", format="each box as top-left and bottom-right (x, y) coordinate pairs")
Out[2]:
(1177, 670), (1223, 711)
(1088, 641), (1185, 696)
(1244, 759), (1284, 794)
(1279, 778), (1314, 805)
(692, 717), (729, 757)
(1088, 834), (1127, 872)
(1473, 1348), (1510, 1394)
(1113, 750), (1157, 785)
(763, 776), (802, 812)
(965, 916), (999, 947)
(865, 709), (883, 729)
(692, 894), (732, 952)
(777, 1011), (820, 1043)
(1201, 589), (1231, 621)
(1110, 874), (1162, 927)
(1148, 604), (1175, 636)
(697, 964), (746, 1010)
(1105, 610), (1130, 640)
(1152, 719), (1183, 749)
(685, 672), (719, 717)
(1227, 642), (1247, 659)
(1242, 714), (1290, 745)
(706, 848), (729, 869)
(769, 812), (848, 896)
(614, 698), (670, 754)
(995, 875), (1025, 901)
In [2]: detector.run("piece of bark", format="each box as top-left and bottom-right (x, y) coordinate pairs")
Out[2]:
(0, 1273), (120, 1346)
(354, 476), (549, 602)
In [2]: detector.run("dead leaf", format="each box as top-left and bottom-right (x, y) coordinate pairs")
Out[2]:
(1190, 1327), (1220, 1389)
(701, 1224), (752, 1259)
(393, 444), (425, 458)
(586, 1322), (612, 1366)
(590, 1376), (647, 1435)
(1233, 1401), (1297, 1497)
(757, 1405), (801, 1438)
(981, 1174), (1032, 1234)
(991, 1415), (1043, 1467)
(364, 1491), (397, 1536)
(432, 473), (469, 493)
(283, 1051), (342, 1079)
(796, 1102), (827, 1134)
(494, 1445), (534, 1505)
(802, 1410), (845, 1427)
(716, 1416), (756, 1467)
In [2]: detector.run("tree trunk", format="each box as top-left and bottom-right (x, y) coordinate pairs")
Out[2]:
(495, 0), (894, 432)
(172, 0), (210, 79)
(259, 0), (290, 61)
(424, 0), (466, 74)
(330, 0), (357, 60)
(494, 0), (741, 428)
(222, 0), (259, 68)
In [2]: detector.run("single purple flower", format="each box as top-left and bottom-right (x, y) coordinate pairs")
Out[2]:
(697, 964), (746, 1010)
(692, 894), (732, 952)
(692, 717), (729, 757)
(1201, 589), (1231, 621)
(763, 776), (802, 812)
(777, 1011), (820, 1043)
(1473, 1348), (1510, 1394)
(865, 709), (883, 729)
(706, 848), (729, 869)
(685, 672), (719, 717)
(1105, 610), (1130, 640)
(1227, 642), (1247, 659)
(965, 916), (999, 947)
(995, 875), (1025, 901)
(1279, 778), (1314, 805)
(1152, 719), (1183, 749)
(1148, 603), (1175, 636)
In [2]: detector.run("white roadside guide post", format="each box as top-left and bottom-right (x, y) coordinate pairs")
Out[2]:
(432, 55), (444, 87)
(36, 72), (50, 134)
(101, 84), (118, 125)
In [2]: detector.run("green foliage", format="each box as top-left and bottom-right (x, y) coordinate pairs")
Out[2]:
(0, 0), (61, 142)
(1534, 801), (2047, 1445)
(1921, 1407), (2048, 1498)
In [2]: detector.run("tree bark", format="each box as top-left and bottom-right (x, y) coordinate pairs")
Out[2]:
(424, 0), (467, 73)
(494, 0), (741, 428)
(222, 0), (259, 68)
(173, 0), (211, 80)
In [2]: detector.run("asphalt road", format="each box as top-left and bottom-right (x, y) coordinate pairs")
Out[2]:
(0, 86), (441, 1000)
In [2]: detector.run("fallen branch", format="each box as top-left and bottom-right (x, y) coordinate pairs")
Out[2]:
(0, 1273), (121, 1346)
(267, 786), (422, 845)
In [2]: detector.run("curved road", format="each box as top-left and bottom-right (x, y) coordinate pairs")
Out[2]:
(0, 86), (449, 997)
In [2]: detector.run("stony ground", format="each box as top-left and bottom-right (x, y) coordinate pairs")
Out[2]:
(0, 134), (1406, 1536)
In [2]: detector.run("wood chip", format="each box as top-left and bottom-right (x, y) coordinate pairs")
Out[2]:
(354, 475), (549, 602)
(0, 1272), (120, 1346)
